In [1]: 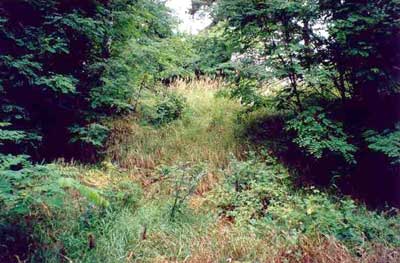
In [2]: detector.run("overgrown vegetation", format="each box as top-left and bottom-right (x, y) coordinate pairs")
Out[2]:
(1, 0), (399, 262)
(192, 0), (400, 206)
(3, 82), (399, 262)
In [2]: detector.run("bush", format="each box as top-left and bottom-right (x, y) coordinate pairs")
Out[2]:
(0, 0), (112, 160)
(141, 92), (186, 126)
(364, 124), (400, 164)
(286, 107), (357, 164)
(212, 155), (400, 248)
(266, 192), (400, 248)
(230, 78), (267, 110)
(69, 123), (110, 149)
(0, 158), (136, 261)
(0, 161), (109, 221)
(211, 154), (291, 224)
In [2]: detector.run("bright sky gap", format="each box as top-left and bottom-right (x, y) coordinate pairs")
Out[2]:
(166, 0), (212, 34)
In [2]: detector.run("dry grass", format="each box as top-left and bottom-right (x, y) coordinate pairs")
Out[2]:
(272, 238), (400, 263)
(187, 222), (274, 262)
(168, 77), (227, 92)
(149, 228), (400, 263)
(106, 79), (245, 175)
(52, 78), (398, 263)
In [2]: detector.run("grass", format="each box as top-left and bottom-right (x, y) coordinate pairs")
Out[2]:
(7, 79), (399, 262)
(106, 78), (245, 189)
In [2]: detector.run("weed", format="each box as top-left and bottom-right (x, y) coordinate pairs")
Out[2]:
(160, 163), (206, 220)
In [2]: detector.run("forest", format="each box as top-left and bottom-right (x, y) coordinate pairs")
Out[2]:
(0, 0), (399, 262)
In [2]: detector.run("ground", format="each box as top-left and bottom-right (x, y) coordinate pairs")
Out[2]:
(12, 79), (399, 263)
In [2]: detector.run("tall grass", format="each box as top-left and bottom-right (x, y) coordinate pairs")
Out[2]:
(107, 79), (245, 173)
(41, 195), (399, 262)
(23, 79), (399, 263)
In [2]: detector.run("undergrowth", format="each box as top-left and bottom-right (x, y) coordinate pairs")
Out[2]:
(2, 80), (399, 262)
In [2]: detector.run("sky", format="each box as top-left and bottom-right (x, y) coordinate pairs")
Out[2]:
(166, 0), (212, 34)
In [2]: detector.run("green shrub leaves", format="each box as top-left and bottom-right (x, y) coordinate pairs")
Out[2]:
(286, 107), (357, 164)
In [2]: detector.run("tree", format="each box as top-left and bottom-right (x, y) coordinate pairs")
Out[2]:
(192, 0), (400, 204)
(321, 0), (400, 106)
(194, 0), (400, 111)
(189, 24), (235, 77)
(0, 0), (184, 161)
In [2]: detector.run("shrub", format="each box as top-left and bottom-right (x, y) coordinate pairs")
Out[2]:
(230, 78), (267, 110)
(141, 92), (187, 126)
(0, 158), (115, 261)
(0, 161), (109, 220)
(363, 124), (400, 164)
(212, 154), (291, 223)
(0, 0), (112, 160)
(266, 192), (400, 248)
(286, 107), (357, 164)
(70, 123), (110, 149)
(213, 156), (400, 248)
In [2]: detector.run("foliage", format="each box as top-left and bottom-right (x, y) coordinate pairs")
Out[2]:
(286, 107), (357, 164)
(265, 191), (400, 248)
(189, 24), (236, 77)
(58, 177), (109, 207)
(161, 163), (206, 219)
(229, 78), (268, 109)
(212, 154), (291, 224)
(0, 0), (186, 161)
(0, 0), (111, 159)
(141, 91), (187, 126)
(70, 123), (110, 148)
(0, 161), (108, 219)
(104, 179), (143, 209)
(213, 156), (400, 248)
(152, 92), (186, 126)
(321, 0), (400, 99)
(199, 0), (400, 109)
(364, 124), (400, 164)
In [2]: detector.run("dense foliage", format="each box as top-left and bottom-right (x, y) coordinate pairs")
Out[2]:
(0, 1), (192, 261)
(189, 25), (235, 77)
(1, 0), (109, 160)
(192, 0), (400, 206)
(213, 155), (399, 248)
(1, 0), (399, 261)
(0, 0), (192, 162)
(194, 0), (400, 106)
